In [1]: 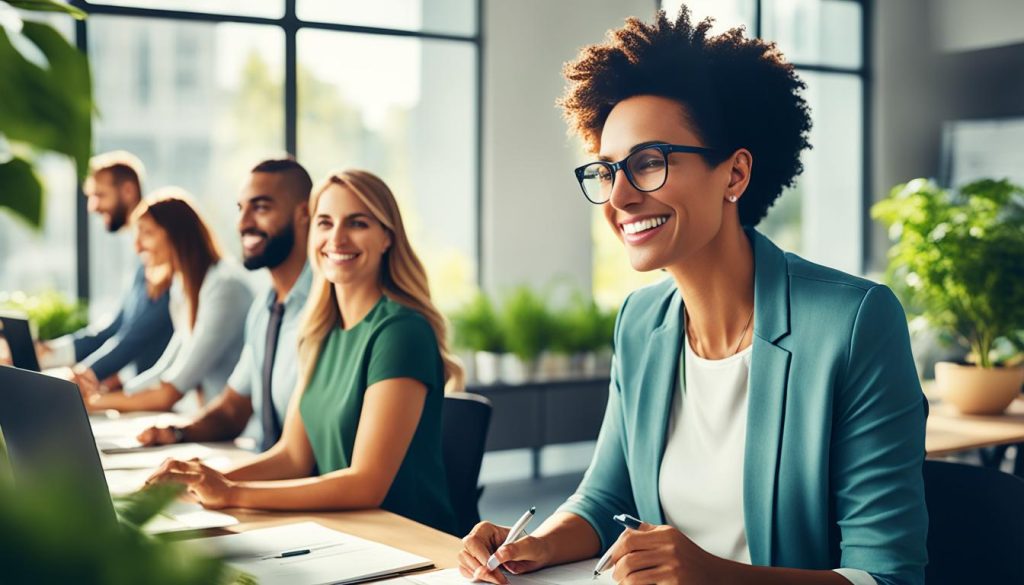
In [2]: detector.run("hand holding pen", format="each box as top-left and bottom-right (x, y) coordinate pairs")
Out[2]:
(459, 507), (550, 584)
(593, 513), (719, 583)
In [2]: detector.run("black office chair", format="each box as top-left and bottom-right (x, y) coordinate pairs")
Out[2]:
(442, 392), (493, 536)
(924, 459), (1024, 584)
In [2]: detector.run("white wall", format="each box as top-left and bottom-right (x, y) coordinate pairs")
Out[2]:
(931, 0), (1024, 53)
(481, 0), (653, 294)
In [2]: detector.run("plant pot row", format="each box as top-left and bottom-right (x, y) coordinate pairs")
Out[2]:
(465, 349), (613, 386)
(936, 361), (1024, 415)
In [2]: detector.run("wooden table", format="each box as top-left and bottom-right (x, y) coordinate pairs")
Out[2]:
(926, 397), (1024, 457)
(92, 412), (463, 575)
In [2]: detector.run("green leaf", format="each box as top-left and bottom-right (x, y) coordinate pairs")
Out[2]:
(112, 482), (186, 529)
(5, 0), (88, 19)
(0, 156), (43, 227)
(0, 22), (93, 180)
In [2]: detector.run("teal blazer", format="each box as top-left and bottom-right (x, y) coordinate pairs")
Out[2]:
(559, 230), (928, 585)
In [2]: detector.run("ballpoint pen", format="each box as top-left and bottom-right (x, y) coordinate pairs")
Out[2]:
(592, 513), (643, 579)
(485, 506), (536, 571)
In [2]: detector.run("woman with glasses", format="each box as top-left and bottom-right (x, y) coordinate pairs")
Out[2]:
(147, 170), (461, 535)
(460, 8), (926, 585)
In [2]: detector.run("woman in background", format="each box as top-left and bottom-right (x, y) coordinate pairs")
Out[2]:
(86, 188), (252, 413)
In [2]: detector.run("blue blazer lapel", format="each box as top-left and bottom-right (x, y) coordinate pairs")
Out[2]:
(743, 229), (793, 566)
(633, 287), (683, 526)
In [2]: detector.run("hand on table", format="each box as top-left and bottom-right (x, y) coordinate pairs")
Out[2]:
(458, 521), (552, 584)
(137, 425), (180, 446)
(146, 457), (236, 509)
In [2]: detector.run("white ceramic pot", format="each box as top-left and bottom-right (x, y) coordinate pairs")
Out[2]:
(570, 352), (595, 378)
(500, 353), (533, 385)
(474, 351), (503, 385)
(589, 347), (613, 378)
(456, 350), (476, 386)
(936, 361), (1024, 415)
(536, 351), (572, 381)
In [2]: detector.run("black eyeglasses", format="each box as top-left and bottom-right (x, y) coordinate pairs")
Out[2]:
(573, 143), (717, 204)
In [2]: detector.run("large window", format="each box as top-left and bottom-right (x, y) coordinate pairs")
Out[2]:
(71, 1), (480, 316)
(594, 0), (867, 307)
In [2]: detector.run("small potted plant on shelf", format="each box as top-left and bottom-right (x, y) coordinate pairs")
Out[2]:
(450, 291), (506, 385)
(555, 294), (616, 379)
(872, 177), (1024, 414)
(500, 286), (555, 384)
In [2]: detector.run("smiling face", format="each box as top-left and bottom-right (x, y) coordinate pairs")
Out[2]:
(310, 183), (392, 288)
(133, 214), (172, 268)
(85, 170), (137, 232)
(237, 172), (305, 270)
(599, 95), (741, 272)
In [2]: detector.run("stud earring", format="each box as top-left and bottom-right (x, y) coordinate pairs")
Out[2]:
(727, 195), (738, 203)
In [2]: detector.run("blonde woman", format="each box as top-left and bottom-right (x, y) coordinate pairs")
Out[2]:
(149, 170), (461, 535)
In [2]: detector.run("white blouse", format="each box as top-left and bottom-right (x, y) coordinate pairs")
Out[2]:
(658, 332), (876, 585)
(124, 259), (252, 412)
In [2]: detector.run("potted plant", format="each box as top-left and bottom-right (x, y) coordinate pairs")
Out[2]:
(0, 289), (88, 340)
(450, 291), (506, 385)
(872, 178), (1024, 414)
(554, 294), (616, 379)
(500, 286), (555, 384)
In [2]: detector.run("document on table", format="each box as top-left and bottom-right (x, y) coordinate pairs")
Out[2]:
(188, 521), (433, 585)
(141, 500), (239, 535)
(99, 443), (230, 470)
(380, 559), (616, 584)
(90, 411), (188, 453)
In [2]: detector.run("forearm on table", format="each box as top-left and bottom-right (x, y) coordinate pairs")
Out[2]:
(181, 389), (251, 442)
(90, 382), (182, 412)
(531, 512), (603, 566)
(224, 443), (312, 482)
(229, 468), (385, 511)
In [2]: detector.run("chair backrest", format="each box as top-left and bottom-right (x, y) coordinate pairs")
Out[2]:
(924, 459), (1024, 584)
(442, 392), (492, 536)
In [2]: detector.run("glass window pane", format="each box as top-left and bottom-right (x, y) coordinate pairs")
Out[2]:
(297, 30), (477, 309)
(85, 0), (283, 19)
(760, 71), (863, 274)
(298, 0), (476, 37)
(88, 16), (284, 316)
(661, 0), (756, 36)
(0, 12), (77, 298)
(762, 0), (862, 68)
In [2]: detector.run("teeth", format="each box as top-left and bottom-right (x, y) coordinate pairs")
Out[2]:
(622, 216), (668, 235)
(325, 252), (358, 262)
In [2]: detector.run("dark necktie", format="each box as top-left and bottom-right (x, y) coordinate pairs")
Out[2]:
(261, 302), (286, 451)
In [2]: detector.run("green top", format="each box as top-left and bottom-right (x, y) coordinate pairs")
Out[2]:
(299, 295), (457, 535)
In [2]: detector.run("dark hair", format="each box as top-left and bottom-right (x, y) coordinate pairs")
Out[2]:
(251, 157), (313, 201)
(89, 150), (145, 200)
(558, 7), (812, 226)
(132, 188), (222, 328)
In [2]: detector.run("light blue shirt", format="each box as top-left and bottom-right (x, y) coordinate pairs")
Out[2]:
(228, 263), (312, 447)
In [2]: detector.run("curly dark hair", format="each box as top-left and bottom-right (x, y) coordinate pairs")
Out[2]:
(558, 7), (812, 226)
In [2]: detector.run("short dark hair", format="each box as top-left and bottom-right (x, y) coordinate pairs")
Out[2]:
(251, 157), (313, 201)
(558, 8), (812, 226)
(89, 150), (145, 198)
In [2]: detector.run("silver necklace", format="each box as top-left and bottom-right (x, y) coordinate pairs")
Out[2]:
(686, 306), (755, 358)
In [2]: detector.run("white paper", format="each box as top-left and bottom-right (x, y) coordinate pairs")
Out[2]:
(143, 501), (239, 534)
(99, 443), (221, 470)
(383, 560), (615, 585)
(189, 521), (433, 585)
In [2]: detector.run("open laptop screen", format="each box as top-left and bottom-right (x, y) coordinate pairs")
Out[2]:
(0, 313), (41, 372)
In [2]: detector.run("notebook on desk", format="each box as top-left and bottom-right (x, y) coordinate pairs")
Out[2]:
(0, 365), (238, 535)
(191, 521), (434, 585)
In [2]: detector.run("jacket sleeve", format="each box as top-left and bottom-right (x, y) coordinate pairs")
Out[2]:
(555, 296), (638, 552)
(79, 288), (172, 380)
(831, 285), (929, 585)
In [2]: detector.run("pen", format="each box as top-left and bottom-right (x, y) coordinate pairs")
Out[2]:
(592, 513), (644, 579)
(485, 506), (536, 571)
(259, 542), (347, 560)
(277, 548), (310, 558)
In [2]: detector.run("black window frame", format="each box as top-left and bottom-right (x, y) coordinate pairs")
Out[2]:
(70, 0), (484, 300)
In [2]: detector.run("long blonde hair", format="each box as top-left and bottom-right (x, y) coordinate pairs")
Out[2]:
(296, 170), (464, 393)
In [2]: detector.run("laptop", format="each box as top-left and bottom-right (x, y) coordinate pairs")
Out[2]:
(0, 312), (41, 371)
(0, 365), (238, 534)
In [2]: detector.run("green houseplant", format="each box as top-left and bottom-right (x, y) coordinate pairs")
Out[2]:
(0, 289), (87, 339)
(1, 0), (93, 229)
(500, 286), (555, 383)
(872, 177), (1024, 413)
(450, 291), (506, 384)
(0, 476), (230, 584)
